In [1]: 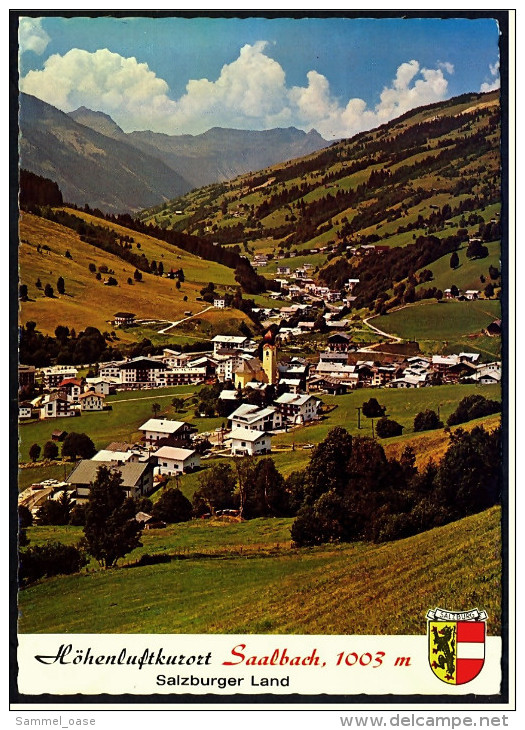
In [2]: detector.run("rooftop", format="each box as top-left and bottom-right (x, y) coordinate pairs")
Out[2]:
(139, 419), (187, 434)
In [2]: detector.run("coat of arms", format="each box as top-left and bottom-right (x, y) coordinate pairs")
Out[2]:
(427, 607), (488, 685)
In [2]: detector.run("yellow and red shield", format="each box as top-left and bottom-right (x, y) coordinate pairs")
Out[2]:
(427, 608), (487, 685)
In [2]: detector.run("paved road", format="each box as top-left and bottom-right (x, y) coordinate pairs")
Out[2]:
(362, 312), (404, 343)
(158, 306), (214, 334)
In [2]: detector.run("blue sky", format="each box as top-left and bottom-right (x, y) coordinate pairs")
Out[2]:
(18, 14), (501, 139)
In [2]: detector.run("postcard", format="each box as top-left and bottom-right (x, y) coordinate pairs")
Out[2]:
(12, 10), (514, 711)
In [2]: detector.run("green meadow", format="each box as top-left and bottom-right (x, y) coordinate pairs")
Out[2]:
(18, 507), (501, 635)
(370, 299), (501, 357)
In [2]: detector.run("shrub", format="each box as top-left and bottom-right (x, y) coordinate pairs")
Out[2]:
(413, 409), (443, 432)
(447, 395), (501, 427)
(42, 440), (59, 460)
(375, 417), (403, 438)
(152, 488), (193, 523)
(29, 443), (41, 462)
(19, 542), (88, 585)
(361, 398), (386, 418)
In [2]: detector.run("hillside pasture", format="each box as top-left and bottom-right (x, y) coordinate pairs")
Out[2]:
(18, 212), (238, 340)
(18, 506), (501, 635)
(368, 299), (501, 357)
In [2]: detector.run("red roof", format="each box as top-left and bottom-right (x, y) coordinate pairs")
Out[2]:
(59, 378), (82, 387)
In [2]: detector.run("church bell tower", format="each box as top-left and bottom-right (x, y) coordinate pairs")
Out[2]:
(262, 330), (277, 385)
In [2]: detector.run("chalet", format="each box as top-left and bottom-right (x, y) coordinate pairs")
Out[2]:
(85, 377), (117, 396)
(41, 366), (79, 390)
(118, 357), (168, 387)
(213, 298), (227, 309)
(219, 389), (240, 404)
(40, 393), (77, 419)
(66, 460), (154, 500)
(274, 393), (320, 424)
(135, 512), (166, 530)
(431, 354), (459, 375)
(92, 449), (143, 465)
(216, 352), (245, 382)
(327, 333), (352, 352)
(19, 401), (33, 419)
(278, 379), (303, 394)
(485, 319), (502, 336)
(78, 391), (106, 411)
(388, 373), (428, 388)
(139, 418), (197, 448)
(308, 376), (348, 395)
(212, 335), (250, 355)
(371, 365), (398, 387)
(58, 378), (83, 403)
(165, 367), (208, 386)
(319, 350), (349, 364)
(228, 403), (281, 432)
(113, 312), (136, 327)
(229, 427), (272, 457)
(278, 360), (310, 391)
(465, 290), (480, 300)
(98, 361), (124, 380)
(154, 446), (200, 475)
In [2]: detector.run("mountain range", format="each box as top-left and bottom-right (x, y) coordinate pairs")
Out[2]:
(18, 93), (330, 213)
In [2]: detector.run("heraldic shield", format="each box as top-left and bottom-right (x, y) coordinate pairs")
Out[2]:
(427, 607), (487, 685)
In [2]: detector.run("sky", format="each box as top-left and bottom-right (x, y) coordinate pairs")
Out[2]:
(17, 13), (501, 140)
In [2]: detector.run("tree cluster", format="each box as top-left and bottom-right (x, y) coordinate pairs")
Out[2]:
(290, 424), (501, 547)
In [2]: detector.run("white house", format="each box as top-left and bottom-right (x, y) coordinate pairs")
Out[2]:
(40, 393), (77, 419)
(212, 335), (250, 355)
(274, 393), (320, 424)
(213, 298), (227, 309)
(41, 366), (79, 389)
(154, 446), (201, 475)
(139, 418), (196, 447)
(229, 427), (272, 456)
(78, 391), (106, 411)
(85, 378), (118, 396)
(98, 361), (125, 380)
(19, 402), (33, 419)
(227, 403), (282, 432)
(118, 357), (168, 388)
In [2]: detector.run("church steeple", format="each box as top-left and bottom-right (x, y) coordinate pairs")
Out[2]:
(262, 329), (277, 385)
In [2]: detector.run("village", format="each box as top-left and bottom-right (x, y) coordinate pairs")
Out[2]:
(18, 308), (502, 517)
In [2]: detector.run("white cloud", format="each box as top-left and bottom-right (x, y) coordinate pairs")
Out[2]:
(20, 48), (179, 131)
(19, 42), (453, 138)
(439, 61), (455, 75)
(19, 17), (50, 55)
(480, 59), (500, 93)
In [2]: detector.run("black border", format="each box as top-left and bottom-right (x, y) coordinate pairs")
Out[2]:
(10, 8), (513, 709)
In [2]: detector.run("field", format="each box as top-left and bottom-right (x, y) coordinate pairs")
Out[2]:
(18, 385), (199, 464)
(274, 383), (501, 448)
(18, 212), (248, 341)
(18, 506), (501, 635)
(368, 299), (501, 357)
(415, 240), (500, 295)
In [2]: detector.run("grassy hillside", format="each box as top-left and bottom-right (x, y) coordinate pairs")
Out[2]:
(368, 299), (501, 357)
(18, 506), (501, 635)
(19, 211), (250, 341)
(415, 240), (501, 295)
